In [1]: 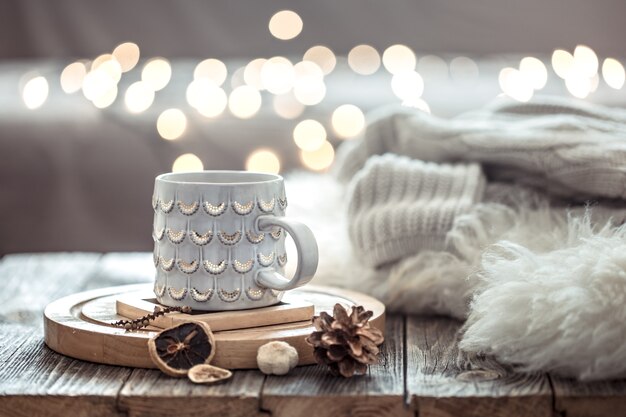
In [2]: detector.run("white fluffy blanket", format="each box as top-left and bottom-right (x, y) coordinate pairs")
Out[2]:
(285, 172), (626, 380)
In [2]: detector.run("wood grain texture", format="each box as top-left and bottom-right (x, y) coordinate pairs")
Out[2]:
(406, 316), (553, 417)
(551, 375), (626, 417)
(118, 368), (266, 417)
(0, 324), (131, 417)
(260, 314), (410, 417)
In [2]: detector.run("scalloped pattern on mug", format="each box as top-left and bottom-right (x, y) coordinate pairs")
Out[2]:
(166, 228), (186, 244)
(154, 282), (166, 297)
(258, 198), (275, 213)
(177, 259), (199, 274)
(153, 227), (165, 241)
(245, 230), (265, 244)
(159, 257), (175, 271)
(232, 201), (254, 215)
(278, 196), (288, 210)
(178, 200), (199, 216)
(190, 230), (213, 246)
(257, 252), (275, 267)
(245, 287), (266, 300)
(203, 202), (226, 216)
(153, 252), (159, 267)
(277, 253), (288, 267)
(218, 288), (241, 302)
(152, 196), (159, 211)
(270, 228), (282, 240)
(190, 287), (214, 302)
(203, 260), (227, 275)
(168, 286), (187, 301)
(218, 230), (241, 245)
(160, 199), (174, 213)
(233, 259), (254, 274)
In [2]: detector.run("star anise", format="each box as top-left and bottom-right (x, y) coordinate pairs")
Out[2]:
(148, 321), (215, 377)
(305, 303), (384, 377)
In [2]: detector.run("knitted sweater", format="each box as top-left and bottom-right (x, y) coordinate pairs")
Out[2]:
(338, 96), (626, 267)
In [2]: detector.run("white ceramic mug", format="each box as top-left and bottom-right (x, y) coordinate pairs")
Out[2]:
(151, 171), (318, 311)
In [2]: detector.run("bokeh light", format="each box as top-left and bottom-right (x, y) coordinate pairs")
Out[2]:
(382, 44), (416, 74)
(293, 119), (327, 151)
(331, 104), (365, 139)
(186, 79), (228, 118)
(228, 85), (262, 118)
(449, 56), (479, 81)
(273, 92), (305, 119)
(519, 57), (548, 90)
(391, 70), (424, 100)
(573, 45), (598, 78)
(22, 76), (48, 109)
(348, 44), (381, 75)
(246, 149), (281, 173)
(499, 67), (534, 102)
(92, 85), (118, 109)
(244, 58), (267, 90)
(303, 45), (336, 75)
(112, 42), (140, 72)
(268, 10), (303, 40)
(417, 55), (448, 79)
(261, 56), (295, 94)
(194, 58), (228, 86)
(551, 49), (574, 79)
(124, 81), (155, 113)
(230, 66), (247, 89)
(91, 54), (114, 71)
(60, 62), (87, 94)
(82, 68), (116, 102)
(602, 58), (625, 89)
(172, 153), (204, 172)
(300, 141), (335, 171)
(141, 58), (171, 91)
(565, 73), (592, 99)
(97, 59), (122, 83)
(293, 61), (326, 105)
(157, 109), (187, 140)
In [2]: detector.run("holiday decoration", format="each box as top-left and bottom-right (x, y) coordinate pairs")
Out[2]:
(306, 303), (384, 377)
(148, 321), (215, 377)
(187, 364), (232, 384)
(256, 341), (299, 375)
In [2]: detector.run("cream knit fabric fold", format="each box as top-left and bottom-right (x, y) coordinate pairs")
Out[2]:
(336, 96), (626, 201)
(348, 154), (486, 267)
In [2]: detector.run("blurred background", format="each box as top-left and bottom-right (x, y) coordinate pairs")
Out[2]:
(1, 0), (625, 254)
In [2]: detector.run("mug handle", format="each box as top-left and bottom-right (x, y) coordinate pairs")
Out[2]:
(254, 215), (319, 291)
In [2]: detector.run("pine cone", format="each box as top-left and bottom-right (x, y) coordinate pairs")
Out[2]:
(305, 303), (384, 377)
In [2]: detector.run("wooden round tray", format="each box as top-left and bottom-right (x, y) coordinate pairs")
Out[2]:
(44, 284), (385, 369)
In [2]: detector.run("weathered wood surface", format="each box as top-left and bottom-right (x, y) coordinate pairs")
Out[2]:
(406, 316), (553, 417)
(1, 253), (625, 417)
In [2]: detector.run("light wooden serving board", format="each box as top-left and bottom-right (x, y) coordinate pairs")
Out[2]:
(44, 284), (385, 370)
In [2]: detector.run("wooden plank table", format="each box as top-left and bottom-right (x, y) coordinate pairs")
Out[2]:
(0, 253), (624, 417)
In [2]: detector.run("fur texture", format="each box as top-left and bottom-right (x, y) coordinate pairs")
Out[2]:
(286, 172), (626, 380)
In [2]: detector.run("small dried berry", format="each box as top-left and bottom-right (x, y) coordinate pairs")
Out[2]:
(148, 321), (215, 377)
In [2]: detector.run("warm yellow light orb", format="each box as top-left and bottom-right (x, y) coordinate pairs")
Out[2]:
(331, 104), (365, 139)
(273, 93), (305, 119)
(293, 119), (327, 151)
(172, 153), (204, 172)
(157, 109), (187, 140)
(141, 58), (171, 91)
(228, 85), (262, 119)
(602, 58), (625, 90)
(519, 57), (548, 90)
(194, 58), (228, 86)
(268, 10), (303, 40)
(300, 141), (335, 171)
(348, 45), (381, 75)
(382, 44), (416, 74)
(112, 42), (140, 72)
(391, 70), (424, 100)
(60, 62), (87, 94)
(246, 149), (281, 174)
(303, 45), (336, 75)
(124, 81), (155, 113)
(22, 76), (49, 109)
